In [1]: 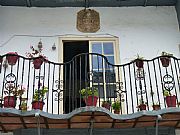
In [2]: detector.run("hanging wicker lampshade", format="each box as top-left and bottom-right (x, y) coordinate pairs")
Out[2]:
(76, 9), (100, 33)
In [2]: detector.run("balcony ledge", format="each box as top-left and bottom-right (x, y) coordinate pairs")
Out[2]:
(0, 107), (179, 132)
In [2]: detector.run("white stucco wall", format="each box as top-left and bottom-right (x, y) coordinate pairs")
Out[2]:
(176, 129), (180, 135)
(0, 6), (180, 64)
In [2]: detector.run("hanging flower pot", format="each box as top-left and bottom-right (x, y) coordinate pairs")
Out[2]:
(160, 57), (170, 67)
(32, 101), (44, 110)
(135, 59), (144, 68)
(166, 95), (176, 107)
(6, 52), (19, 65)
(33, 58), (43, 69)
(4, 96), (16, 108)
(84, 96), (98, 106)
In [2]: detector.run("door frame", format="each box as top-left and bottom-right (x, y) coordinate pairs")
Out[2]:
(58, 36), (120, 64)
(58, 36), (120, 112)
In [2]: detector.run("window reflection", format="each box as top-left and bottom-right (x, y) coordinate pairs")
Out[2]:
(103, 42), (114, 54)
(105, 70), (116, 83)
(106, 84), (117, 98)
(92, 70), (103, 83)
(106, 56), (114, 65)
(92, 43), (102, 54)
(92, 56), (103, 69)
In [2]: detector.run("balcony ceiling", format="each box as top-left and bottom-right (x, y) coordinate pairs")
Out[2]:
(0, 0), (177, 7)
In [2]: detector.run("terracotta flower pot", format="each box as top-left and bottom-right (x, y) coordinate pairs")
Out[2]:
(138, 104), (146, 111)
(160, 57), (170, 67)
(114, 109), (120, 114)
(33, 58), (43, 69)
(84, 96), (98, 106)
(32, 101), (44, 110)
(166, 96), (176, 107)
(102, 102), (111, 110)
(6, 52), (19, 65)
(4, 96), (16, 108)
(135, 59), (144, 68)
(152, 105), (160, 110)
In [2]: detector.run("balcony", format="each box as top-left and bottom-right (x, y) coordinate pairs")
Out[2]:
(0, 53), (179, 132)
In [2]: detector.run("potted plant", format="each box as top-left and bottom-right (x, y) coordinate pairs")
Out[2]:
(6, 52), (19, 65)
(160, 52), (173, 67)
(112, 100), (121, 114)
(150, 91), (161, 110)
(152, 103), (161, 111)
(32, 85), (48, 110)
(26, 45), (48, 69)
(137, 99), (146, 111)
(102, 100), (111, 110)
(20, 100), (28, 112)
(177, 102), (180, 107)
(134, 54), (144, 68)
(163, 90), (176, 107)
(3, 84), (26, 108)
(80, 87), (98, 106)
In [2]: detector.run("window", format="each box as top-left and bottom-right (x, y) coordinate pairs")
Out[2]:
(89, 41), (118, 98)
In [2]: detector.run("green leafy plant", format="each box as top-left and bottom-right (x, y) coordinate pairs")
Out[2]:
(112, 101), (121, 111)
(33, 86), (48, 101)
(161, 51), (173, 56)
(102, 100), (111, 105)
(163, 89), (171, 97)
(20, 100), (28, 111)
(4, 84), (26, 97)
(80, 87), (98, 97)
(135, 54), (144, 60)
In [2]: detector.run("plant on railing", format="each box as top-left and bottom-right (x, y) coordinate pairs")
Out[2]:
(163, 89), (176, 107)
(3, 84), (26, 108)
(133, 54), (144, 68)
(6, 52), (19, 65)
(160, 51), (173, 67)
(32, 85), (48, 110)
(20, 99), (28, 112)
(80, 87), (98, 106)
(152, 102), (161, 111)
(112, 100), (121, 114)
(137, 99), (146, 111)
(150, 91), (161, 110)
(102, 100), (111, 110)
(178, 102), (180, 107)
(26, 45), (48, 69)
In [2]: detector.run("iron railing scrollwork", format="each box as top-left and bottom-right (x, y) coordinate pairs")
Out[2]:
(0, 53), (179, 114)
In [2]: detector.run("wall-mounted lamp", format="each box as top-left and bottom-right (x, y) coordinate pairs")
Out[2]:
(52, 43), (56, 50)
(38, 39), (43, 49)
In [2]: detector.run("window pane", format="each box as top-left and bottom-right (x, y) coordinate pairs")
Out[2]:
(92, 70), (104, 83)
(93, 85), (105, 98)
(106, 56), (114, 65)
(92, 56), (103, 69)
(106, 85), (117, 98)
(92, 43), (102, 54)
(103, 42), (114, 54)
(105, 70), (116, 83)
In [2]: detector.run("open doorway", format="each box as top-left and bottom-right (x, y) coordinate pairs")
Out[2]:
(63, 41), (89, 113)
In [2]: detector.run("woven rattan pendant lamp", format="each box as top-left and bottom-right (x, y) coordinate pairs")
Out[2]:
(76, 0), (100, 33)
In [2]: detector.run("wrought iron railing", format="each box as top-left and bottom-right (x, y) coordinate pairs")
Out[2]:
(0, 53), (179, 114)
